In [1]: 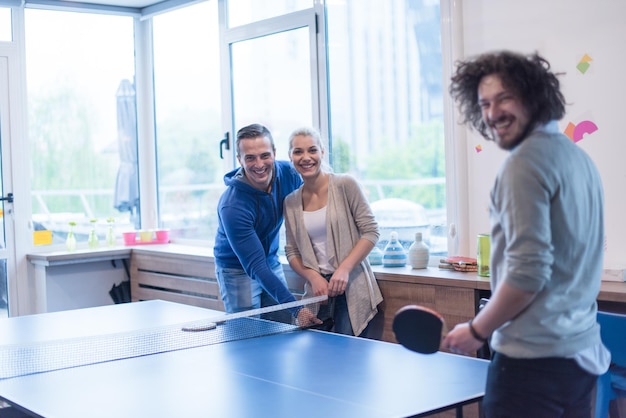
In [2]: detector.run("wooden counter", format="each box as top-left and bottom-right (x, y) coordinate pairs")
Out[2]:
(599, 280), (626, 303)
(372, 264), (626, 340)
(27, 244), (626, 329)
(372, 265), (492, 290)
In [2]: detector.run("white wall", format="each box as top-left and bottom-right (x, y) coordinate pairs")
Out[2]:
(459, 0), (626, 270)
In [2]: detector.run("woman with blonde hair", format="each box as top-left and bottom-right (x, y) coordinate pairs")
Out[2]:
(283, 127), (382, 336)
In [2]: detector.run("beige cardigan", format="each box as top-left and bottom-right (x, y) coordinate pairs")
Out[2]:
(283, 173), (383, 336)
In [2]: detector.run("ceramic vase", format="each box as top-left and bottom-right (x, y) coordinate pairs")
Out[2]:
(382, 231), (406, 267)
(408, 232), (429, 269)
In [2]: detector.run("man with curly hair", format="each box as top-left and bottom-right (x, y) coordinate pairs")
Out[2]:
(442, 51), (610, 417)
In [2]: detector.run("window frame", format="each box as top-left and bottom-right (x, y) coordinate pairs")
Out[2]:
(2, 0), (469, 315)
(5, 0), (466, 253)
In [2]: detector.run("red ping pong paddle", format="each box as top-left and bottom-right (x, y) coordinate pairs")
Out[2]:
(392, 305), (447, 354)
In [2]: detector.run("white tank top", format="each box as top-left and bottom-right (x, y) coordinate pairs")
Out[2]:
(302, 206), (333, 274)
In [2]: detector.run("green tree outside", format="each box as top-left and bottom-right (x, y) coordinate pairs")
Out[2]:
(363, 121), (445, 209)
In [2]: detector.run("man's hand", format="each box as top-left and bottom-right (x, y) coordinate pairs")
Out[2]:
(296, 307), (323, 327)
(441, 322), (484, 355)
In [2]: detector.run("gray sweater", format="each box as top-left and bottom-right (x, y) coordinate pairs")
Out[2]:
(490, 121), (604, 359)
(284, 173), (383, 336)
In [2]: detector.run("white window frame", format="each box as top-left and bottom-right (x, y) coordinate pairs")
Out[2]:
(440, 0), (466, 257)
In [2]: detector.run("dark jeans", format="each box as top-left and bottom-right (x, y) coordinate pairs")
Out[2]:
(483, 351), (597, 418)
(317, 273), (354, 336)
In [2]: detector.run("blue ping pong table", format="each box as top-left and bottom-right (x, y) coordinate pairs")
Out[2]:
(0, 300), (489, 418)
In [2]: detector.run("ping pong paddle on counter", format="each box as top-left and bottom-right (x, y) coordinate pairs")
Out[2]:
(392, 305), (447, 354)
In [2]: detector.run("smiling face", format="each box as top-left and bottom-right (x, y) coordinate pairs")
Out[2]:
(478, 74), (532, 150)
(237, 135), (276, 191)
(289, 134), (324, 180)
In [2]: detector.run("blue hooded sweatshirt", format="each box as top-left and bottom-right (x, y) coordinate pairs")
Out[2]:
(214, 160), (303, 305)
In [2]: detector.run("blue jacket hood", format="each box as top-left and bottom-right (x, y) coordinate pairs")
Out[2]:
(214, 160), (303, 269)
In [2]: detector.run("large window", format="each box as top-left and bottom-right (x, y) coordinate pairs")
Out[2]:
(21, 0), (447, 256)
(25, 10), (136, 244)
(152, 1), (223, 241)
(230, 26), (314, 159)
(326, 0), (447, 255)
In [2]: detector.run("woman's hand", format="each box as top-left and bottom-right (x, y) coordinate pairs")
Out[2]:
(327, 267), (349, 297)
(310, 274), (329, 297)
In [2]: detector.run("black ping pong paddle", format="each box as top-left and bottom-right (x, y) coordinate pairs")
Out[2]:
(307, 317), (334, 331)
(392, 305), (447, 354)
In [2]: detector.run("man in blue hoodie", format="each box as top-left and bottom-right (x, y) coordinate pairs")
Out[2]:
(214, 124), (317, 325)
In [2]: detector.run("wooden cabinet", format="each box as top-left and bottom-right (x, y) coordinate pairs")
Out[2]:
(377, 280), (478, 343)
(372, 265), (491, 343)
(131, 249), (224, 311)
(129, 245), (307, 312)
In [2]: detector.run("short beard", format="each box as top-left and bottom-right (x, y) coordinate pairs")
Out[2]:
(499, 121), (536, 151)
(482, 117), (536, 150)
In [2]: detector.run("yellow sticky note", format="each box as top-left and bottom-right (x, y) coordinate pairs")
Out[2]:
(33, 230), (53, 246)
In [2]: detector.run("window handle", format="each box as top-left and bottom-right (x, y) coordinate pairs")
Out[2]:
(0, 193), (13, 203)
(219, 132), (230, 160)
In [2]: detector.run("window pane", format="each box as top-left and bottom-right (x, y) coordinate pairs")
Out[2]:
(0, 8), (11, 42)
(153, 1), (222, 241)
(26, 10), (136, 245)
(231, 27), (313, 159)
(227, 0), (312, 28)
(326, 0), (447, 256)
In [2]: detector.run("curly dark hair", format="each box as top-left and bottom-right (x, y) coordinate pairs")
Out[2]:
(449, 51), (566, 140)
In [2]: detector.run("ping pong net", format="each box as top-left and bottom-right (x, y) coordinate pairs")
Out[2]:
(0, 295), (328, 380)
